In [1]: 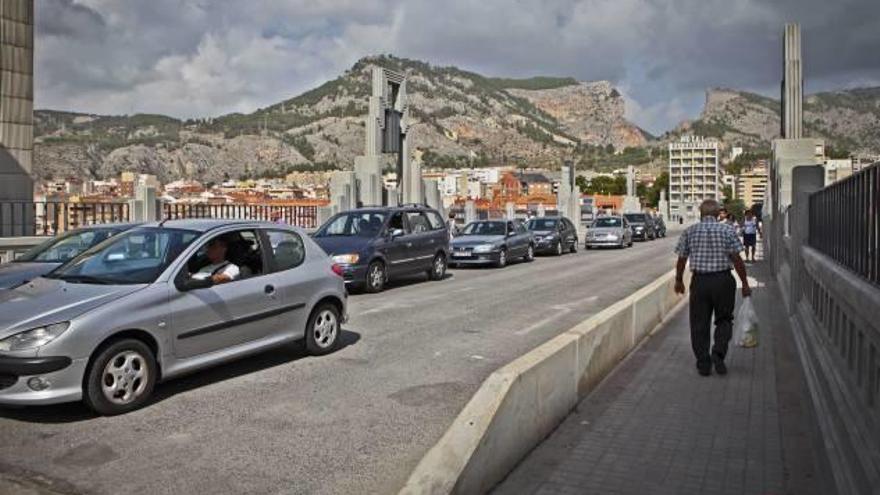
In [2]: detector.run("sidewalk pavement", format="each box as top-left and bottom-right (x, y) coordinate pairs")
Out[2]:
(493, 260), (833, 495)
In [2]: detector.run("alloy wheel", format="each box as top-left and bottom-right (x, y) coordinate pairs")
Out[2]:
(311, 309), (338, 349)
(101, 350), (149, 405)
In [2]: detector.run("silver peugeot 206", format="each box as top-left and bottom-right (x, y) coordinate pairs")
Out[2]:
(0, 219), (348, 415)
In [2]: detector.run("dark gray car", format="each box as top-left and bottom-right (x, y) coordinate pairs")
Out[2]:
(449, 220), (534, 268)
(624, 213), (656, 241)
(0, 223), (140, 289)
(525, 216), (578, 255)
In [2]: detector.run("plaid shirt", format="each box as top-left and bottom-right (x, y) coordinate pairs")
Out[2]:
(675, 217), (744, 273)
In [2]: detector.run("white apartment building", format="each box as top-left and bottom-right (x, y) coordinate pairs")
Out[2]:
(668, 136), (720, 221)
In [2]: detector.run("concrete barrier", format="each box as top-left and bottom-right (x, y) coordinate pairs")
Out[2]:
(400, 269), (689, 495)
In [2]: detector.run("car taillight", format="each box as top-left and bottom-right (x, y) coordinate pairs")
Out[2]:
(331, 263), (345, 278)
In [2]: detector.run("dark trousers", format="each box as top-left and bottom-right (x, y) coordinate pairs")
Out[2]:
(689, 271), (736, 367)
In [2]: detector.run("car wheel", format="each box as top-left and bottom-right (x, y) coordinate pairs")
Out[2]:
(427, 253), (447, 281)
(83, 338), (158, 416)
(524, 244), (535, 262)
(554, 241), (563, 256)
(365, 261), (386, 293)
(306, 302), (341, 355)
(496, 248), (508, 268)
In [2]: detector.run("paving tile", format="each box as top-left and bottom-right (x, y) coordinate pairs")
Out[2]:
(493, 292), (787, 495)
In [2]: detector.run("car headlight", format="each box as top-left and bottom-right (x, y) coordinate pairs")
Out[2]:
(472, 244), (495, 253)
(0, 322), (70, 352)
(332, 254), (360, 264)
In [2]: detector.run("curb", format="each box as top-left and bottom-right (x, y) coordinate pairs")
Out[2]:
(400, 269), (689, 495)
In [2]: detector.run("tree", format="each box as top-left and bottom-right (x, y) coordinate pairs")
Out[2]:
(643, 171), (669, 207)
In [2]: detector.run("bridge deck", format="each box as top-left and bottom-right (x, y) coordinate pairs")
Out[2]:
(494, 260), (834, 495)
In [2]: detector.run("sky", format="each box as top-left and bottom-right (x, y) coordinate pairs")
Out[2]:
(35, 0), (880, 135)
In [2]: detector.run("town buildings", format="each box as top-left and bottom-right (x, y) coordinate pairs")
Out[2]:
(735, 164), (768, 209)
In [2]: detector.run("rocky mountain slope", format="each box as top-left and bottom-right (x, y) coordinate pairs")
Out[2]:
(33, 55), (648, 183)
(673, 87), (880, 153)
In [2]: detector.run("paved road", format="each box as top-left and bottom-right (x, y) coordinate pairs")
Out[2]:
(0, 235), (680, 495)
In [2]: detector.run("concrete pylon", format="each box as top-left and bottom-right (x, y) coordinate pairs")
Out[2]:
(782, 23), (803, 139)
(465, 200), (476, 225)
(537, 204), (546, 217)
(505, 202), (516, 220)
(330, 171), (358, 213)
(424, 179), (442, 214)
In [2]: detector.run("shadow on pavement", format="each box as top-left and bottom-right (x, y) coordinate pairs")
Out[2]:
(0, 329), (361, 424)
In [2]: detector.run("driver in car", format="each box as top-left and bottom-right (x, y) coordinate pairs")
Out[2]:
(191, 237), (240, 284)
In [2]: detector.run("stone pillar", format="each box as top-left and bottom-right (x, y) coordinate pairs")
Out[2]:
(386, 188), (400, 207)
(658, 189), (669, 220)
(424, 179), (442, 213)
(537, 204), (546, 218)
(465, 200), (476, 225)
(782, 23), (803, 139)
(0, 0), (34, 236)
(330, 171), (358, 213)
(505, 202), (515, 220)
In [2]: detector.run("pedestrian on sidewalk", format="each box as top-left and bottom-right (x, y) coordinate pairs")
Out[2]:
(742, 210), (761, 262)
(673, 199), (752, 376)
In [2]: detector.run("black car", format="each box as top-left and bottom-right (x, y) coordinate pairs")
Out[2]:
(654, 216), (667, 238)
(624, 213), (656, 241)
(525, 216), (578, 255)
(312, 205), (449, 292)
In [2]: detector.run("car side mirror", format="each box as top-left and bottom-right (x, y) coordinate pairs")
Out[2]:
(175, 275), (214, 292)
(389, 228), (405, 239)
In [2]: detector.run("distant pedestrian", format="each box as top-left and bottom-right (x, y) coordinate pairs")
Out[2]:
(446, 212), (458, 240)
(674, 199), (752, 376)
(742, 210), (761, 262)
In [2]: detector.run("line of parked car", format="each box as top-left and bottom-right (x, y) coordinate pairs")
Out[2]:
(0, 204), (667, 415)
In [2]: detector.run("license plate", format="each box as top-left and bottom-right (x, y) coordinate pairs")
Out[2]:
(452, 251), (470, 258)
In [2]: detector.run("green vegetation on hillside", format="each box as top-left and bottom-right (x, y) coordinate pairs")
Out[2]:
(487, 76), (579, 91)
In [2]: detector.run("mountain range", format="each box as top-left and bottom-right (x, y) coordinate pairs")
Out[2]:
(33, 55), (880, 184)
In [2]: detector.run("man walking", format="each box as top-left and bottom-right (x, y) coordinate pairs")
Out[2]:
(674, 199), (751, 376)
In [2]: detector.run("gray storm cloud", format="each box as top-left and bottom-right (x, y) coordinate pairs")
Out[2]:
(35, 0), (880, 134)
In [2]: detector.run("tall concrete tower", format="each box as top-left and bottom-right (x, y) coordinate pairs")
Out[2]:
(0, 0), (34, 236)
(781, 23), (803, 139)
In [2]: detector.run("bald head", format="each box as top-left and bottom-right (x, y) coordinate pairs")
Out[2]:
(699, 199), (721, 218)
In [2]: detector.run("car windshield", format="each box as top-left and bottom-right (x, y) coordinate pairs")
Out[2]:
(625, 214), (647, 223)
(315, 212), (387, 237)
(47, 227), (200, 285)
(461, 221), (506, 236)
(526, 218), (558, 231)
(16, 227), (123, 263)
(594, 218), (623, 228)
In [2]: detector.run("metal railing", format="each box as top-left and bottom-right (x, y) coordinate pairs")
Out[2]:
(162, 203), (319, 228)
(809, 161), (879, 286)
(0, 201), (130, 237)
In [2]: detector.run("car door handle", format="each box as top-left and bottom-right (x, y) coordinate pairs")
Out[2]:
(264, 284), (275, 295)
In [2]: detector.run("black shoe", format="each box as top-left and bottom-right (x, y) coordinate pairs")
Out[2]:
(697, 365), (712, 376)
(714, 360), (727, 375)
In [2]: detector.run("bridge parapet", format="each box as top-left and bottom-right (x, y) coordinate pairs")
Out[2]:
(766, 160), (880, 494)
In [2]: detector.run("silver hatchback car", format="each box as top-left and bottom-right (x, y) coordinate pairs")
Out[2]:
(0, 219), (347, 415)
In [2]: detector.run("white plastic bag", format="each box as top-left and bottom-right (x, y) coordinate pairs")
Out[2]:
(735, 298), (759, 348)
